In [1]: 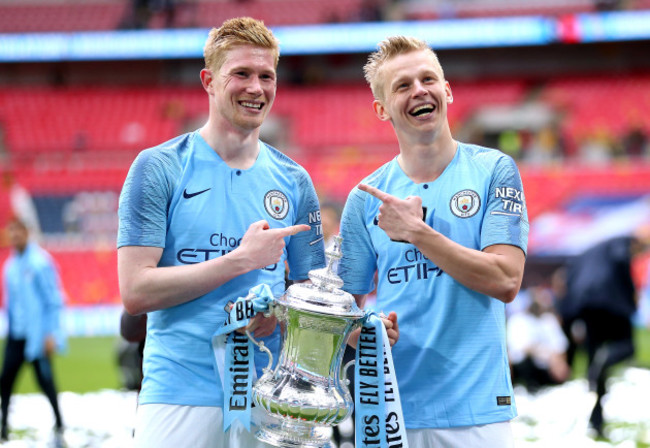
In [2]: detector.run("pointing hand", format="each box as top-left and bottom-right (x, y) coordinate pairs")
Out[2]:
(236, 220), (311, 271)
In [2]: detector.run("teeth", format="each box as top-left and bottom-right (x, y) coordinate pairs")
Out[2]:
(411, 104), (433, 115)
(241, 101), (262, 109)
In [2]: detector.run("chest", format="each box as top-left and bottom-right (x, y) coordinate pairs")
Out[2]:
(164, 162), (297, 260)
(366, 175), (489, 247)
(6, 260), (36, 292)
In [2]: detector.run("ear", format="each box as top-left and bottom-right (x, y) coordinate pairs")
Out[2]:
(200, 69), (213, 93)
(445, 81), (453, 104)
(373, 99), (391, 121)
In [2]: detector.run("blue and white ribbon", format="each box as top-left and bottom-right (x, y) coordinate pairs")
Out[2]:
(355, 312), (409, 448)
(212, 283), (274, 431)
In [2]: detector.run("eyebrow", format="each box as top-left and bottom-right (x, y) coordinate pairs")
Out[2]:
(228, 65), (276, 76)
(391, 68), (440, 87)
(390, 75), (410, 89)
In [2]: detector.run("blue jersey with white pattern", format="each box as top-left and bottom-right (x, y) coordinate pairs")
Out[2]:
(339, 142), (528, 428)
(117, 131), (325, 407)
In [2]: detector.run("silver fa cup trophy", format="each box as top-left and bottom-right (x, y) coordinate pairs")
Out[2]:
(249, 236), (364, 448)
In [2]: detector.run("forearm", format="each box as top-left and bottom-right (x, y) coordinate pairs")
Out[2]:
(119, 221), (312, 314)
(409, 222), (524, 303)
(119, 248), (252, 314)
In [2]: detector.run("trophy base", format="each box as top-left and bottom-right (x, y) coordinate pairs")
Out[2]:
(255, 413), (333, 448)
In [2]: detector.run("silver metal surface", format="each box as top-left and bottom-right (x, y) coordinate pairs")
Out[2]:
(251, 236), (363, 448)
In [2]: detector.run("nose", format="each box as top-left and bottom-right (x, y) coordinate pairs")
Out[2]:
(246, 75), (264, 95)
(412, 80), (427, 97)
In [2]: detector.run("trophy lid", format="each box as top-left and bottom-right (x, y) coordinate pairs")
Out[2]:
(276, 236), (364, 319)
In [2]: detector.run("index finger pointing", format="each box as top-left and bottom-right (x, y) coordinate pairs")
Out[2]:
(358, 183), (390, 202)
(272, 224), (311, 237)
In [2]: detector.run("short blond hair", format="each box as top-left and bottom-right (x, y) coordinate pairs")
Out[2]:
(204, 17), (280, 73)
(363, 36), (444, 101)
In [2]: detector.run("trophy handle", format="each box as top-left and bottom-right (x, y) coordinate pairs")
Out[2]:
(341, 359), (355, 386)
(246, 329), (274, 374)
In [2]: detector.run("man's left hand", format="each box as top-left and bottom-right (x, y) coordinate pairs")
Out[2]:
(359, 183), (424, 243)
(382, 311), (399, 346)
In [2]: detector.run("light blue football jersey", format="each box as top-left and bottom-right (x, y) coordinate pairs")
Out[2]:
(339, 142), (528, 428)
(117, 131), (325, 407)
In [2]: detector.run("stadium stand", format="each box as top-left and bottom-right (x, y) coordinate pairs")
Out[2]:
(0, 0), (366, 32)
(1, 1), (650, 308)
(3, 0), (650, 33)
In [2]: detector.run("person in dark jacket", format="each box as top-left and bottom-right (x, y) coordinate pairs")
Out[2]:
(561, 230), (650, 438)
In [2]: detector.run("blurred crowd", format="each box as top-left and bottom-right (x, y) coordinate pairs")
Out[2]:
(506, 228), (650, 438)
(117, 0), (650, 30)
(475, 124), (650, 167)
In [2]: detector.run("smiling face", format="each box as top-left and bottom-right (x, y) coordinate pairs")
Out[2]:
(203, 44), (277, 132)
(373, 49), (453, 138)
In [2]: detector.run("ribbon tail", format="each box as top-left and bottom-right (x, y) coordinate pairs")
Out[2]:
(379, 321), (409, 448)
(221, 333), (254, 431)
(355, 313), (386, 448)
(354, 312), (409, 448)
(212, 284), (274, 433)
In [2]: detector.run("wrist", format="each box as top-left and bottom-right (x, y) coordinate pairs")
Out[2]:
(224, 246), (256, 276)
(408, 219), (436, 245)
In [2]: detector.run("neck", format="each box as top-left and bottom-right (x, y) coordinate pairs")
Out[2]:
(200, 122), (261, 169)
(396, 135), (457, 183)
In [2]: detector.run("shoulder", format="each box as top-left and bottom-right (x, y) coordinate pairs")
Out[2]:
(350, 160), (393, 200)
(133, 133), (191, 171)
(2, 254), (14, 272)
(125, 133), (193, 192)
(26, 244), (55, 270)
(263, 143), (309, 177)
(262, 142), (316, 194)
(457, 142), (516, 171)
(457, 142), (524, 192)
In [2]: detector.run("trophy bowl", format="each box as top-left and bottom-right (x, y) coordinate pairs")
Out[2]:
(251, 237), (364, 448)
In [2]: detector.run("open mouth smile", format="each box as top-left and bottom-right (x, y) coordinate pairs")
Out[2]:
(409, 103), (436, 117)
(240, 100), (264, 111)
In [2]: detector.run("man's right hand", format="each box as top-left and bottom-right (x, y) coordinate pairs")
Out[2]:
(119, 221), (310, 315)
(236, 220), (310, 271)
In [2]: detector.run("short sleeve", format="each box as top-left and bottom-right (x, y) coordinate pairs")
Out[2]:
(117, 149), (176, 249)
(285, 168), (326, 280)
(338, 187), (377, 295)
(481, 155), (529, 255)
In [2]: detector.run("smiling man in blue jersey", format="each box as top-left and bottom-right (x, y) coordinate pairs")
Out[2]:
(117, 17), (327, 448)
(338, 37), (529, 447)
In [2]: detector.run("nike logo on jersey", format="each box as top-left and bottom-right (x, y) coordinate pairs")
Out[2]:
(183, 188), (211, 199)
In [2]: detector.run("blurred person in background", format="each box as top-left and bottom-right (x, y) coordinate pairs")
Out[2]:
(507, 286), (570, 392)
(0, 171), (40, 248)
(637, 257), (650, 328)
(319, 200), (342, 249)
(338, 36), (528, 448)
(117, 310), (147, 392)
(560, 227), (650, 438)
(1, 217), (66, 444)
(117, 17), (326, 448)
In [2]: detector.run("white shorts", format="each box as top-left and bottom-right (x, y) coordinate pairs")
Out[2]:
(133, 404), (274, 448)
(406, 421), (514, 448)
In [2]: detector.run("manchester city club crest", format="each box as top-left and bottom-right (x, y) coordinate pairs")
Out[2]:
(264, 190), (289, 220)
(450, 189), (480, 218)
